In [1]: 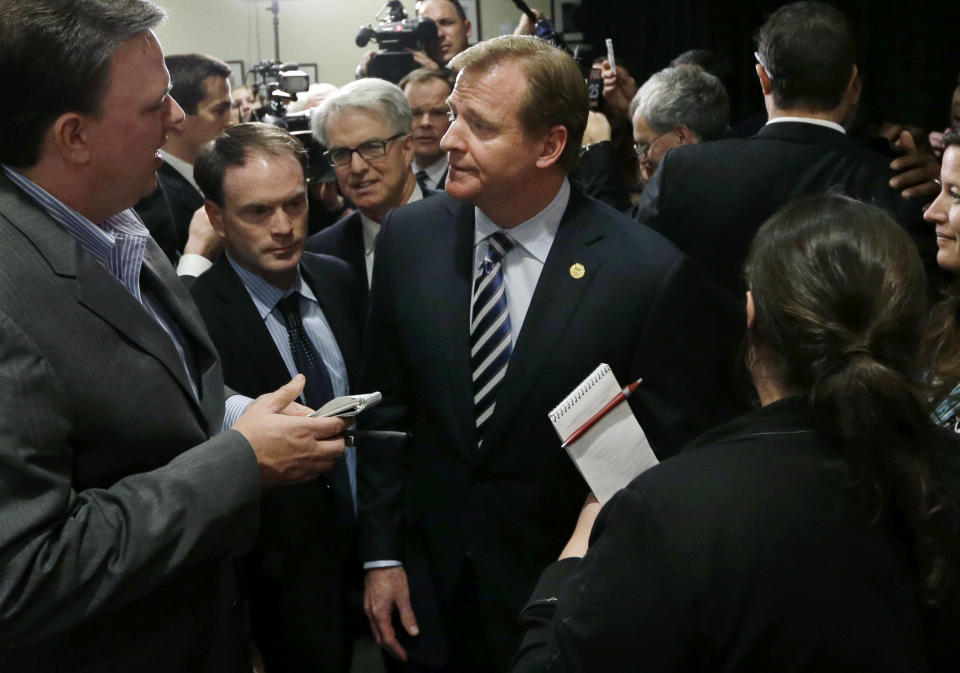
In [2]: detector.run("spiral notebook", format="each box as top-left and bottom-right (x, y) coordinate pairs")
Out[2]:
(548, 364), (658, 503)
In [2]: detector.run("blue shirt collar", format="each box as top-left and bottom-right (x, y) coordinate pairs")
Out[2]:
(226, 253), (315, 320)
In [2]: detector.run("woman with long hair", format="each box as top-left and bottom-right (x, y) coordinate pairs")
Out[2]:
(510, 194), (960, 673)
(923, 131), (960, 430)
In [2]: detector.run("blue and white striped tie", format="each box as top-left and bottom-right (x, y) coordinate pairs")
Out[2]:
(471, 232), (514, 446)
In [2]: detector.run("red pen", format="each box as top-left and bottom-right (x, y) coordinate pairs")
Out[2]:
(560, 378), (642, 449)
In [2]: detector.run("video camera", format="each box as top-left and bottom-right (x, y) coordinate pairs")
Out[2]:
(355, 1), (439, 84)
(248, 60), (311, 131)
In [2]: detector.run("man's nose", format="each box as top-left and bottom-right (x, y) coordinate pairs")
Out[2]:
(271, 210), (294, 235)
(166, 96), (186, 128)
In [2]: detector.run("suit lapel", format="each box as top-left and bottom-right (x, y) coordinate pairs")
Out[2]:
(416, 197), (477, 456)
(0, 174), (216, 423)
(206, 256), (292, 391)
(479, 191), (604, 452)
(140, 241), (224, 428)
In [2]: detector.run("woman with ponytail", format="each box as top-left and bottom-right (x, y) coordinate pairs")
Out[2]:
(510, 194), (960, 673)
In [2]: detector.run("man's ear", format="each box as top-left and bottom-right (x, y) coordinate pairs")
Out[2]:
(51, 113), (93, 165)
(755, 63), (772, 96)
(847, 64), (861, 108)
(535, 124), (567, 169)
(401, 132), (415, 165)
(204, 200), (228, 240)
(675, 124), (697, 146)
(463, 18), (473, 41)
(746, 290), (755, 329)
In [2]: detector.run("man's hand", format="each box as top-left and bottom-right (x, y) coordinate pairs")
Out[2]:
(513, 9), (542, 36)
(405, 48), (441, 71)
(889, 129), (941, 200)
(183, 206), (223, 259)
(356, 50), (377, 79)
(558, 492), (601, 559)
(232, 375), (348, 488)
(582, 111), (612, 145)
(600, 59), (638, 121)
(364, 566), (419, 661)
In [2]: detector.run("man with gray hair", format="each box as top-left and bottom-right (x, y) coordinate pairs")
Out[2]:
(306, 77), (424, 323)
(630, 65), (729, 183)
(0, 2), (348, 670)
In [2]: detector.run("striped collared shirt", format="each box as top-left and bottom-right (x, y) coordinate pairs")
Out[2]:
(2, 165), (199, 399)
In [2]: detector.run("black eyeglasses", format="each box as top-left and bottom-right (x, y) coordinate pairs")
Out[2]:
(323, 133), (406, 167)
(634, 131), (671, 159)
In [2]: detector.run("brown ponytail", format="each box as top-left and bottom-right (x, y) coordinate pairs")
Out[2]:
(745, 194), (957, 606)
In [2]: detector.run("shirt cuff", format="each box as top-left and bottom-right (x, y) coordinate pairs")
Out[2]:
(222, 394), (254, 433)
(364, 560), (403, 569)
(176, 253), (214, 277)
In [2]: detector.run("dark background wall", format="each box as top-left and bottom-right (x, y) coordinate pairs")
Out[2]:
(576, 0), (960, 130)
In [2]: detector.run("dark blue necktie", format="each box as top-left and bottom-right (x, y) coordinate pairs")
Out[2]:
(277, 293), (335, 409)
(471, 232), (514, 446)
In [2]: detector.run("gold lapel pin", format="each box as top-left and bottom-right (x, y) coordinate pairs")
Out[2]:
(569, 263), (586, 279)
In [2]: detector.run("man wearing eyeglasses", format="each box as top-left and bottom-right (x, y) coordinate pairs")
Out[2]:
(629, 65), (728, 184)
(306, 78), (426, 328)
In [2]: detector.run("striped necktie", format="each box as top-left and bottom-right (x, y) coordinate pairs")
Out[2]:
(415, 169), (430, 192)
(471, 232), (514, 446)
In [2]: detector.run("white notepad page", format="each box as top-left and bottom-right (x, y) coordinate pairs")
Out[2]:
(548, 364), (658, 503)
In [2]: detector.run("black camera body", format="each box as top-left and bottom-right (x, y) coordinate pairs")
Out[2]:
(248, 60), (310, 129)
(356, 1), (438, 84)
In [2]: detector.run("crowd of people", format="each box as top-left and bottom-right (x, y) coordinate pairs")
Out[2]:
(0, 0), (958, 672)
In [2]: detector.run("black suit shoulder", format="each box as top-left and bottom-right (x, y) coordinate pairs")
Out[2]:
(636, 123), (932, 297)
(300, 250), (356, 285)
(514, 398), (950, 673)
(305, 211), (361, 256)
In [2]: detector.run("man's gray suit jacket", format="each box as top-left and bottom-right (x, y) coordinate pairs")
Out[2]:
(0, 172), (261, 672)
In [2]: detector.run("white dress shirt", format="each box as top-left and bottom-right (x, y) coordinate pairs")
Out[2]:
(360, 181), (424, 286)
(414, 155), (449, 190)
(471, 178), (570, 343)
(765, 116), (847, 134)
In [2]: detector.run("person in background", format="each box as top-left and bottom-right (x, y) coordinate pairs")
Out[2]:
(400, 68), (454, 191)
(306, 78), (424, 330)
(630, 65), (729, 184)
(511, 194), (960, 673)
(922, 132), (960, 429)
(135, 53), (235, 266)
(232, 85), (263, 123)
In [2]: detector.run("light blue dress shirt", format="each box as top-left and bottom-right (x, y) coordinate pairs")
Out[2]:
(226, 254), (356, 506)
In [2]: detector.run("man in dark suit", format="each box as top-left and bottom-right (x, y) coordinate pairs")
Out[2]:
(360, 35), (718, 673)
(631, 2), (940, 414)
(400, 69), (454, 191)
(0, 3), (347, 671)
(306, 77), (429, 327)
(135, 53), (235, 267)
(634, 1), (937, 302)
(189, 122), (362, 673)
